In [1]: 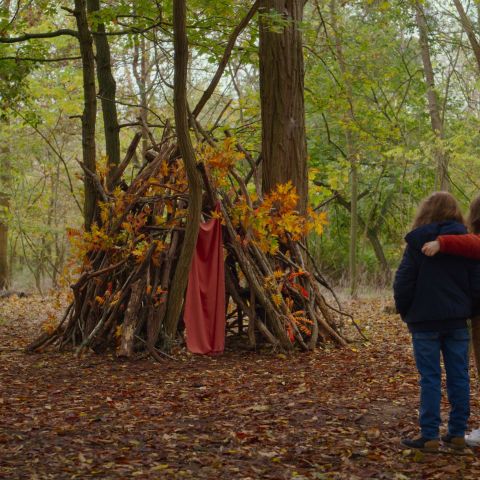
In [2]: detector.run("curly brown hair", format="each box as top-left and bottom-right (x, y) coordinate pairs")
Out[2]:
(412, 191), (464, 229)
(468, 194), (480, 234)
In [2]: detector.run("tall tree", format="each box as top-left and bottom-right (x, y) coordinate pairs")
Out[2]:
(74, 0), (98, 230)
(0, 1), (14, 288)
(329, 0), (359, 297)
(258, 0), (308, 214)
(87, 0), (120, 190)
(0, 166), (8, 289)
(415, 1), (449, 191)
(132, 34), (150, 157)
(162, 0), (203, 346)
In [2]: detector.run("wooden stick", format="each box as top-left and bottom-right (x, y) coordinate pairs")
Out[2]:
(108, 131), (142, 190)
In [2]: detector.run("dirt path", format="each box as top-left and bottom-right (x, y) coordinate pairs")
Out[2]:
(1, 296), (480, 479)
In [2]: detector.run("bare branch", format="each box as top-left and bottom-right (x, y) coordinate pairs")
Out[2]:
(192, 1), (259, 118)
(0, 29), (78, 43)
(0, 55), (81, 62)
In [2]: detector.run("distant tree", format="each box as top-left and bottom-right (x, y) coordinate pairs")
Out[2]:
(414, 0), (449, 191)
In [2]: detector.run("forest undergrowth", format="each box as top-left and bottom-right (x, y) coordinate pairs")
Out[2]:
(1, 294), (480, 479)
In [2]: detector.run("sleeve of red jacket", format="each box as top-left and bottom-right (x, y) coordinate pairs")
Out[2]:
(438, 234), (480, 260)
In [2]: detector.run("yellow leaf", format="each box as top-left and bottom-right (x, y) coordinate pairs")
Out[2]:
(273, 269), (284, 279)
(115, 325), (123, 339)
(272, 293), (282, 306)
(160, 160), (169, 177)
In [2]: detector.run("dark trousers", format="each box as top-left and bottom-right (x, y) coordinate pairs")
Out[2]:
(411, 328), (470, 439)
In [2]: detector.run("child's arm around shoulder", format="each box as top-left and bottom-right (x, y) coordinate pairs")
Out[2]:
(423, 233), (480, 260)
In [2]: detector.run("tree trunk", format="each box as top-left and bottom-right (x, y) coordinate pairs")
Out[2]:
(258, 0), (308, 214)
(415, 1), (449, 191)
(452, 0), (480, 73)
(0, 118), (11, 289)
(0, 0), (11, 289)
(349, 163), (358, 296)
(133, 34), (150, 157)
(329, 0), (358, 297)
(87, 0), (120, 191)
(365, 228), (391, 282)
(74, 0), (97, 231)
(0, 193), (8, 289)
(162, 0), (203, 347)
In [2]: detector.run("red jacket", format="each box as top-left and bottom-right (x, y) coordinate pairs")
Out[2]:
(439, 233), (480, 259)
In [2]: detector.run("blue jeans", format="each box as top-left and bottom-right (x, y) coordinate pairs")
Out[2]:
(411, 328), (470, 439)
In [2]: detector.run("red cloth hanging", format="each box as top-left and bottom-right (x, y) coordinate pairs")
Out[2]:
(184, 215), (225, 355)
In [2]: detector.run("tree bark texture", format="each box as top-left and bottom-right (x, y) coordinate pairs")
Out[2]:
(259, 0), (308, 214)
(74, 0), (98, 230)
(87, 0), (121, 190)
(162, 0), (203, 346)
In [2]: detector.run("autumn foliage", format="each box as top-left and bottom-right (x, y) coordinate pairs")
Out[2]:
(28, 134), (350, 357)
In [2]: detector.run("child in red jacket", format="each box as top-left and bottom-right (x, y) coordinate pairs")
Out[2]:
(422, 194), (480, 447)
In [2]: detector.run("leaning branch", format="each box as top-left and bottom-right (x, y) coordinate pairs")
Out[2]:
(0, 29), (78, 43)
(0, 55), (81, 62)
(192, 0), (259, 118)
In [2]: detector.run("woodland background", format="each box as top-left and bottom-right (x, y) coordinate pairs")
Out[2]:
(2, 0), (480, 296)
(3, 2), (480, 478)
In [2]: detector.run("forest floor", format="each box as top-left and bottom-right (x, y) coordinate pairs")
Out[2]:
(1, 294), (480, 479)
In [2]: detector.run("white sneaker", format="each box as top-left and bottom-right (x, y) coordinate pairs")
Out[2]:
(465, 429), (480, 447)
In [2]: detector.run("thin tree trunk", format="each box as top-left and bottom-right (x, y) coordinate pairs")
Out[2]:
(0, 193), (8, 289)
(452, 0), (480, 73)
(415, 1), (449, 191)
(162, 0), (203, 347)
(0, 0), (11, 289)
(259, 0), (308, 214)
(87, 0), (120, 191)
(349, 164), (358, 296)
(74, 0), (97, 230)
(133, 34), (150, 157)
(329, 0), (358, 297)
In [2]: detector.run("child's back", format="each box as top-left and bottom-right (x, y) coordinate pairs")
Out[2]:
(394, 220), (480, 332)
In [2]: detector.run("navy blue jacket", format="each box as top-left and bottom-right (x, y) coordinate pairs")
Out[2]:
(393, 221), (480, 332)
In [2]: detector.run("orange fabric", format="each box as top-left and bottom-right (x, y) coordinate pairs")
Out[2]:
(184, 216), (225, 355)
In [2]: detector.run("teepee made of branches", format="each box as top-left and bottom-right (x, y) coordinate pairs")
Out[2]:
(27, 125), (359, 358)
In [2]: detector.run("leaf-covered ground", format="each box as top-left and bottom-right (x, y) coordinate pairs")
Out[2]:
(1, 295), (480, 479)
